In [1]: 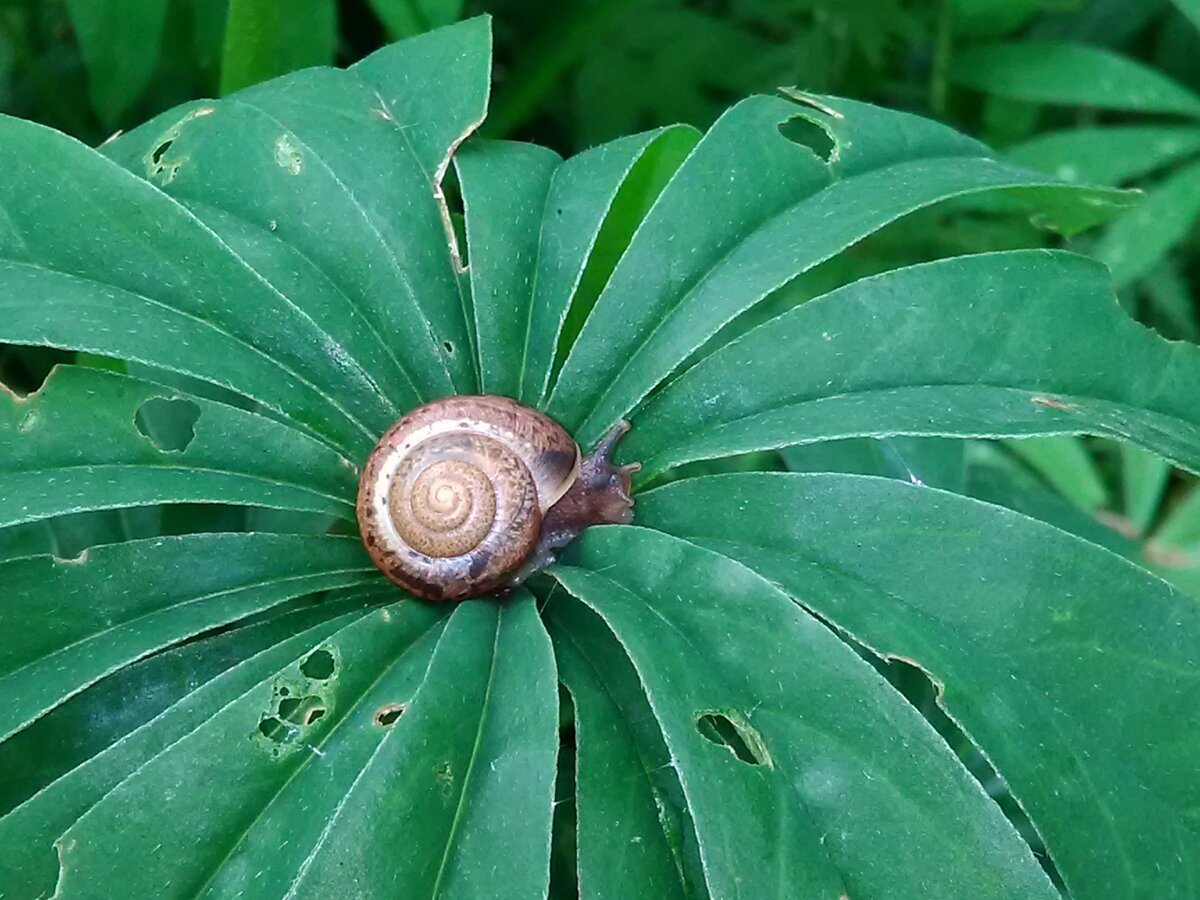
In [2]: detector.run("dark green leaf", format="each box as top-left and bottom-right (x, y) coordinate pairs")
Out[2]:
(368, 0), (464, 39)
(637, 473), (1200, 897)
(547, 93), (1129, 446)
(0, 590), (385, 898)
(0, 365), (356, 528)
(554, 528), (1058, 898)
(626, 252), (1200, 482)
(456, 139), (561, 397)
(548, 599), (700, 899)
(0, 533), (376, 741)
(65, 0), (169, 127)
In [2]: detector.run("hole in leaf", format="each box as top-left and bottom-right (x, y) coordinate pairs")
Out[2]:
(442, 340), (454, 355)
(434, 760), (454, 796)
(300, 648), (336, 680)
(134, 397), (200, 452)
(151, 139), (173, 165)
(695, 711), (772, 768)
(277, 697), (303, 721)
(374, 703), (407, 727)
(878, 655), (1066, 890)
(258, 715), (293, 743)
(259, 693), (327, 744)
(778, 116), (836, 163)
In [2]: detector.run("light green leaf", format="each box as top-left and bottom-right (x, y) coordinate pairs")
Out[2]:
(0, 366), (356, 529)
(0, 533), (377, 742)
(626, 252), (1200, 482)
(637, 473), (1200, 897)
(1095, 158), (1200, 288)
(554, 527), (1057, 898)
(1152, 482), (1200, 551)
(220, 0), (338, 95)
(1170, 0), (1200, 32)
(456, 140), (561, 397)
(547, 92), (1130, 446)
(1007, 125), (1200, 185)
(952, 41), (1200, 117)
(1121, 443), (1173, 535)
(65, 0), (169, 127)
(1004, 435), (1109, 511)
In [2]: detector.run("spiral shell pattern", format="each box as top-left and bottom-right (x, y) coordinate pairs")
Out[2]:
(357, 396), (580, 601)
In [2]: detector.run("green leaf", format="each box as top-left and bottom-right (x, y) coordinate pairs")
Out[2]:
(1095, 158), (1200, 288)
(0, 366), (356, 529)
(1152, 482), (1200, 551)
(1121, 443), (1173, 536)
(265, 595), (559, 898)
(782, 436), (968, 493)
(950, 0), (1068, 37)
(520, 125), (699, 406)
(1007, 125), (1200, 185)
(42, 593), (556, 897)
(50, 596), (448, 897)
(0, 117), (386, 458)
(636, 473), (1200, 897)
(0, 21), (493, 459)
(456, 140), (561, 397)
(368, 0), (465, 39)
(952, 41), (1200, 117)
(546, 92), (1130, 446)
(553, 527), (1058, 898)
(1003, 435), (1109, 511)
(0, 533), (376, 742)
(626, 252), (1200, 482)
(548, 606), (700, 899)
(1170, 0), (1200, 32)
(107, 20), (491, 408)
(65, 0), (169, 127)
(0, 590), (383, 898)
(219, 0), (337, 95)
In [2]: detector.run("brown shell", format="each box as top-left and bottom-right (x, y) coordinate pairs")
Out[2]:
(356, 395), (580, 601)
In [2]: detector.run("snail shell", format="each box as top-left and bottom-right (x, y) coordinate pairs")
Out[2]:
(357, 395), (580, 601)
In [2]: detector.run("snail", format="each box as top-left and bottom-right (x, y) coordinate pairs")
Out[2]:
(356, 395), (639, 601)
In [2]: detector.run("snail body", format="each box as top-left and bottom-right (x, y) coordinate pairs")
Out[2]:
(357, 395), (637, 601)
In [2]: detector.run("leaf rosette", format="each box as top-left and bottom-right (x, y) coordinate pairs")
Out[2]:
(1, 17), (1197, 899)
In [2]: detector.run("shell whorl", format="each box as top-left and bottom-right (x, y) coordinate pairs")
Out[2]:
(357, 395), (580, 601)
